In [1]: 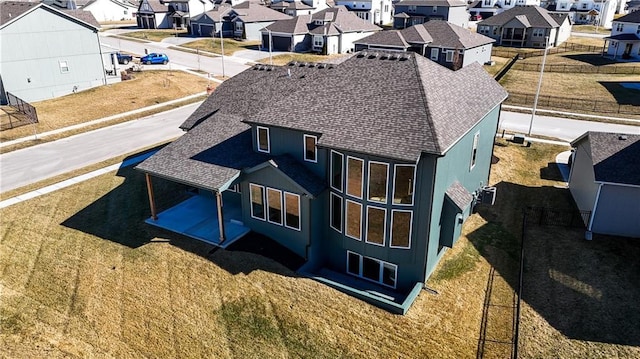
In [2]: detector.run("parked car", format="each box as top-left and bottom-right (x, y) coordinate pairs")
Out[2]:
(116, 52), (133, 65)
(140, 53), (169, 65)
(470, 13), (482, 21)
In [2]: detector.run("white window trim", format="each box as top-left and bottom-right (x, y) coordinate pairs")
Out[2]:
(346, 156), (364, 199)
(390, 209), (413, 249)
(59, 60), (69, 73)
(330, 192), (343, 233)
(392, 164), (416, 206)
(470, 132), (480, 170)
(229, 184), (241, 193)
(267, 188), (283, 225)
(367, 160), (389, 204)
(346, 251), (398, 289)
(257, 126), (270, 153)
(345, 199), (363, 241)
(330, 150), (344, 192)
(249, 184), (266, 220)
(445, 50), (454, 62)
(303, 134), (318, 163)
(365, 205), (387, 247)
(284, 192), (301, 231)
(430, 48), (438, 60)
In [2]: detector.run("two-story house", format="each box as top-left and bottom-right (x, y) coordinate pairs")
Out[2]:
(544, 0), (617, 28)
(469, 0), (541, 19)
(477, 5), (572, 48)
(135, 51), (507, 314)
(269, 0), (329, 16)
(354, 20), (495, 69)
(334, 0), (394, 25)
(261, 6), (381, 53)
(604, 10), (640, 59)
(393, 0), (468, 28)
(227, 1), (292, 40)
(137, 0), (215, 29)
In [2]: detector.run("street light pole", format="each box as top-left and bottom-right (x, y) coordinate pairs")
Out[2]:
(528, 35), (549, 137)
(220, 13), (226, 79)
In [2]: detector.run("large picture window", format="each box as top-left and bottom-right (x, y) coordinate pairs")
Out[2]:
(393, 165), (415, 205)
(331, 151), (343, 191)
(346, 156), (364, 199)
(391, 210), (412, 249)
(304, 135), (317, 162)
(267, 188), (283, 225)
(284, 192), (300, 230)
(257, 126), (270, 153)
(345, 200), (362, 240)
(368, 161), (389, 203)
(250, 184), (265, 220)
(366, 206), (386, 246)
(330, 193), (343, 232)
(346, 251), (397, 288)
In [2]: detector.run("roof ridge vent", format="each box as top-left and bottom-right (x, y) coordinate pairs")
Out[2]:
(357, 51), (367, 58)
(308, 63), (316, 68)
(317, 63), (326, 69)
(288, 61), (297, 66)
(389, 53), (398, 60)
(299, 62), (306, 67)
(399, 54), (409, 61)
(380, 53), (389, 60)
(619, 134), (628, 140)
(368, 53), (378, 59)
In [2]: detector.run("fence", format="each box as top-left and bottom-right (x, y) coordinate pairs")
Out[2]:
(1, 92), (38, 131)
(492, 42), (605, 59)
(509, 62), (640, 74)
(505, 91), (640, 116)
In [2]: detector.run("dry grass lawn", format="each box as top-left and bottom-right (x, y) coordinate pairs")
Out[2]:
(257, 53), (352, 66)
(484, 56), (511, 76)
(124, 29), (189, 43)
(0, 71), (210, 144)
(180, 38), (262, 57)
(2, 139), (638, 358)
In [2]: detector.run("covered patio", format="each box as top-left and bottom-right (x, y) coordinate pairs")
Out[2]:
(145, 191), (249, 248)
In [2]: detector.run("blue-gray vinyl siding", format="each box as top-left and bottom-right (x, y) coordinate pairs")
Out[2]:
(424, 104), (501, 278)
(393, 5), (467, 28)
(0, 7), (104, 103)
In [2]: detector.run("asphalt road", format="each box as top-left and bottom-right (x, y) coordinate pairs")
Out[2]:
(99, 33), (251, 77)
(499, 111), (640, 141)
(0, 103), (200, 193)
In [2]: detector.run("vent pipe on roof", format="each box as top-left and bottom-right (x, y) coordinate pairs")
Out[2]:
(619, 135), (628, 140)
(287, 68), (291, 78)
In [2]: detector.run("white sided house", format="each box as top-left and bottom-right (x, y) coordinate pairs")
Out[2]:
(0, 1), (105, 104)
(334, 0), (394, 25)
(568, 132), (640, 239)
(604, 10), (640, 60)
(470, 0), (541, 19)
(82, 0), (138, 22)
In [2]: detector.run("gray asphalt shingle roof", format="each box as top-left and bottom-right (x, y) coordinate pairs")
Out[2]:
(139, 51), (506, 192)
(616, 9), (640, 23)
(395, 0), (466, 6)
(230, 1), (291, 23)
(446, 181), (473, 210)
(356, 20), (494, 49)
(478, 5), (560, 28)
(572, 132), (640, 186)
(0, 1), (99, 28)
(263, 6), (380, 34)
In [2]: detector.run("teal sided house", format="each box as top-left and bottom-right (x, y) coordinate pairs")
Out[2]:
(135, 51), (507, 314)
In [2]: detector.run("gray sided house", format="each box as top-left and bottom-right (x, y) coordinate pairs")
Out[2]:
(354, 20), (494, 70)
(190, 4), (232, 37)
(135, 51), (507, 313)
(569, 132), (640, 239)
(477, 5), (572, 48)
(137, 0), (170, 29)
(0, 1), (104, 105)
(393, 0), (469, 29)
(261, 6), (381, 54)
(228, 1), (292, 40)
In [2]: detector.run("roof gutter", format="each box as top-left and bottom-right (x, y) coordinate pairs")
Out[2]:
(595, 180), (640, 189)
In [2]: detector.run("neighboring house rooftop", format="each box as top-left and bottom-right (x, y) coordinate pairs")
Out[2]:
(264, 6), (380, 34)
(194, 4), (232, 20)
(548, 12), (571, 25)
(395, 0), (467, 6)
(357, 20), (494, 49)
(615, 9), (640, 23)
(571, 132), (640, 186)
(0, 1), (99, 29)
(478, 5), (560, 28)
(141, 0), (168, 13)
(230, 1), (292, 22)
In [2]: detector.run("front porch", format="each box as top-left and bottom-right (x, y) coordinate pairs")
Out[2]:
(146, 193), (250, 248)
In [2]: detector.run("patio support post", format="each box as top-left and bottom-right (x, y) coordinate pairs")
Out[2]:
(145, 173), (157, 220)
(216, 191), (226, 243)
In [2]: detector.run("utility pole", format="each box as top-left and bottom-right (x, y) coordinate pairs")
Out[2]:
(528, 36), (550, 137)
(220, 13), (225, 79)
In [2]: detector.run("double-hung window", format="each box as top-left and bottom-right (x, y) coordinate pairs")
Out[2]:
(304, 134), (317, 162)
(257, 126), (270, 153)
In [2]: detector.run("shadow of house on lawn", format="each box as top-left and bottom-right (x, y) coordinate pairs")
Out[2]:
(563, 54), (619, 66)
(598, 82), (640, 105)
(469, 180), (640, 347)
(61, 154), (304, 277)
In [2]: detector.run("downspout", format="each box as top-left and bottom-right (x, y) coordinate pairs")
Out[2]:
(586, 183), (603, 239)
(96, 30), (107, 86)
(305, 194), (311, 261)
(216, 190), (226, 243)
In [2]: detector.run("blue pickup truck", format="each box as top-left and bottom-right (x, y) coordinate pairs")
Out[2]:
(116, 52), (133, 65)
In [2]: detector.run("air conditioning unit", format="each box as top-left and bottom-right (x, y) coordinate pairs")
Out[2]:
(481, 186), (497, 205)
